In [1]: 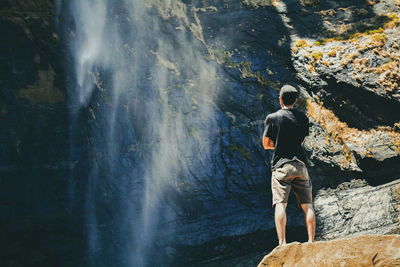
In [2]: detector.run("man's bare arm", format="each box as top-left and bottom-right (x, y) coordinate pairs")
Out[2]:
(263, 136), (275, 150)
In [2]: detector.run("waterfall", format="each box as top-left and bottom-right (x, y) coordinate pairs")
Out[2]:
(58, 0), (220, 265)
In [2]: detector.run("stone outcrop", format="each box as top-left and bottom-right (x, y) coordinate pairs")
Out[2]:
(315, 179), (400, 240)
(290, 0), (400, 183)
(258, 235), (400, 267)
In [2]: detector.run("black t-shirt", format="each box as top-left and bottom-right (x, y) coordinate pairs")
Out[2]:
(263, 108), (309, 171)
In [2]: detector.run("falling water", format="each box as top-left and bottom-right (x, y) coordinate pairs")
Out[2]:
(58, 0), (220, 265)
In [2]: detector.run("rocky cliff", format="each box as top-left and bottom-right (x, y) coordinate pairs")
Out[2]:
(0, 0), (87, 266)
(258, 235), (400, 267)
(1, 0), (399, 266)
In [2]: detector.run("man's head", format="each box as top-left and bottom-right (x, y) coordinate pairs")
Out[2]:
(279, 85), (299, 107)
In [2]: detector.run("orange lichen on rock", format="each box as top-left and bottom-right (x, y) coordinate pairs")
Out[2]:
(340, 52), (359, 67)
(311, 51), (323, 61)
(384, 13), (400, 29)
(272, 0), (280, 6)
(370, 33), (387, 45)
(353, 33), (386, 53)
(293, 39), (308, 54)
(393, 184), (400, 201)
(347, 29), (398, 94)
(300, 0), (320, 6)
(373, 59), (400, 93)
(306, 99), (400, 148)
(353, 57), (371, 70)
(307, 99), (349, 142)
(327, 50), (336, 57)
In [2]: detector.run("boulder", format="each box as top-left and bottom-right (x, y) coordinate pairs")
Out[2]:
(258, 235), (400, 267)
(315, 179), (400, 240)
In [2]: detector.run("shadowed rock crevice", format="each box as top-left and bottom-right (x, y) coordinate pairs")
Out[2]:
(306, 78), (400, 129)
(356, 156), (400, 186)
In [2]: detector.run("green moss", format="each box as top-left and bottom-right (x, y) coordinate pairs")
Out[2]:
(167, 104), (175, 114)
(366, 27), (384, 35)
(311, 14), (396, 46)
(177, 83), (190, 95)
(371, 33), (386, 43)
(210, 48), (280, 90)
(300, 0), (320, 5)
(327, 50), (337, 57)
(241, 0), (277, 8)
(234, 61), (279, 90)
(100, 93), (112, 106)
(295, 40), (308, 48)
(183, 119), (196, 138)
(384, 13), (399, 28)
(311, 52), (323, 61)
(229, 143), (252, 161)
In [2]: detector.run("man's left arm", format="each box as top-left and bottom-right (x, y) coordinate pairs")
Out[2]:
(263, 115), (276, 150)
(263, 136), (275, 150)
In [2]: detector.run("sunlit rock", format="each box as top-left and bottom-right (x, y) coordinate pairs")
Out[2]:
(258, 235), (400, 267)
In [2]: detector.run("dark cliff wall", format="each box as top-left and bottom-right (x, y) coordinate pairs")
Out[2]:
(0, 1), (88, 266)
(1, 0), (399, 266)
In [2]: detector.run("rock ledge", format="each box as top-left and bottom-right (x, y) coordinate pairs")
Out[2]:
(258, 235), (400, 267)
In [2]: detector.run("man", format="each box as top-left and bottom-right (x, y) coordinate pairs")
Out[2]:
(263, 84), (315, 246)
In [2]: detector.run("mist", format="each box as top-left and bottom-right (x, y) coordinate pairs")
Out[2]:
(60, 0), (221, 265)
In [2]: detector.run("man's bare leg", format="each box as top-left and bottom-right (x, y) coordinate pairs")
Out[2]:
(301, 203), (315, 243)
(274, 203), (288, 245)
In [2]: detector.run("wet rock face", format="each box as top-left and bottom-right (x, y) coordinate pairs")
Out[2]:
(1, 0), (400, 266)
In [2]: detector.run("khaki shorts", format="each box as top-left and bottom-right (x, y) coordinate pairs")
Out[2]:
(271, 160), (312, 207)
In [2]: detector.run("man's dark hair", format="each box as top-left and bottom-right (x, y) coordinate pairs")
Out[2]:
(279, 85), (299, 106)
